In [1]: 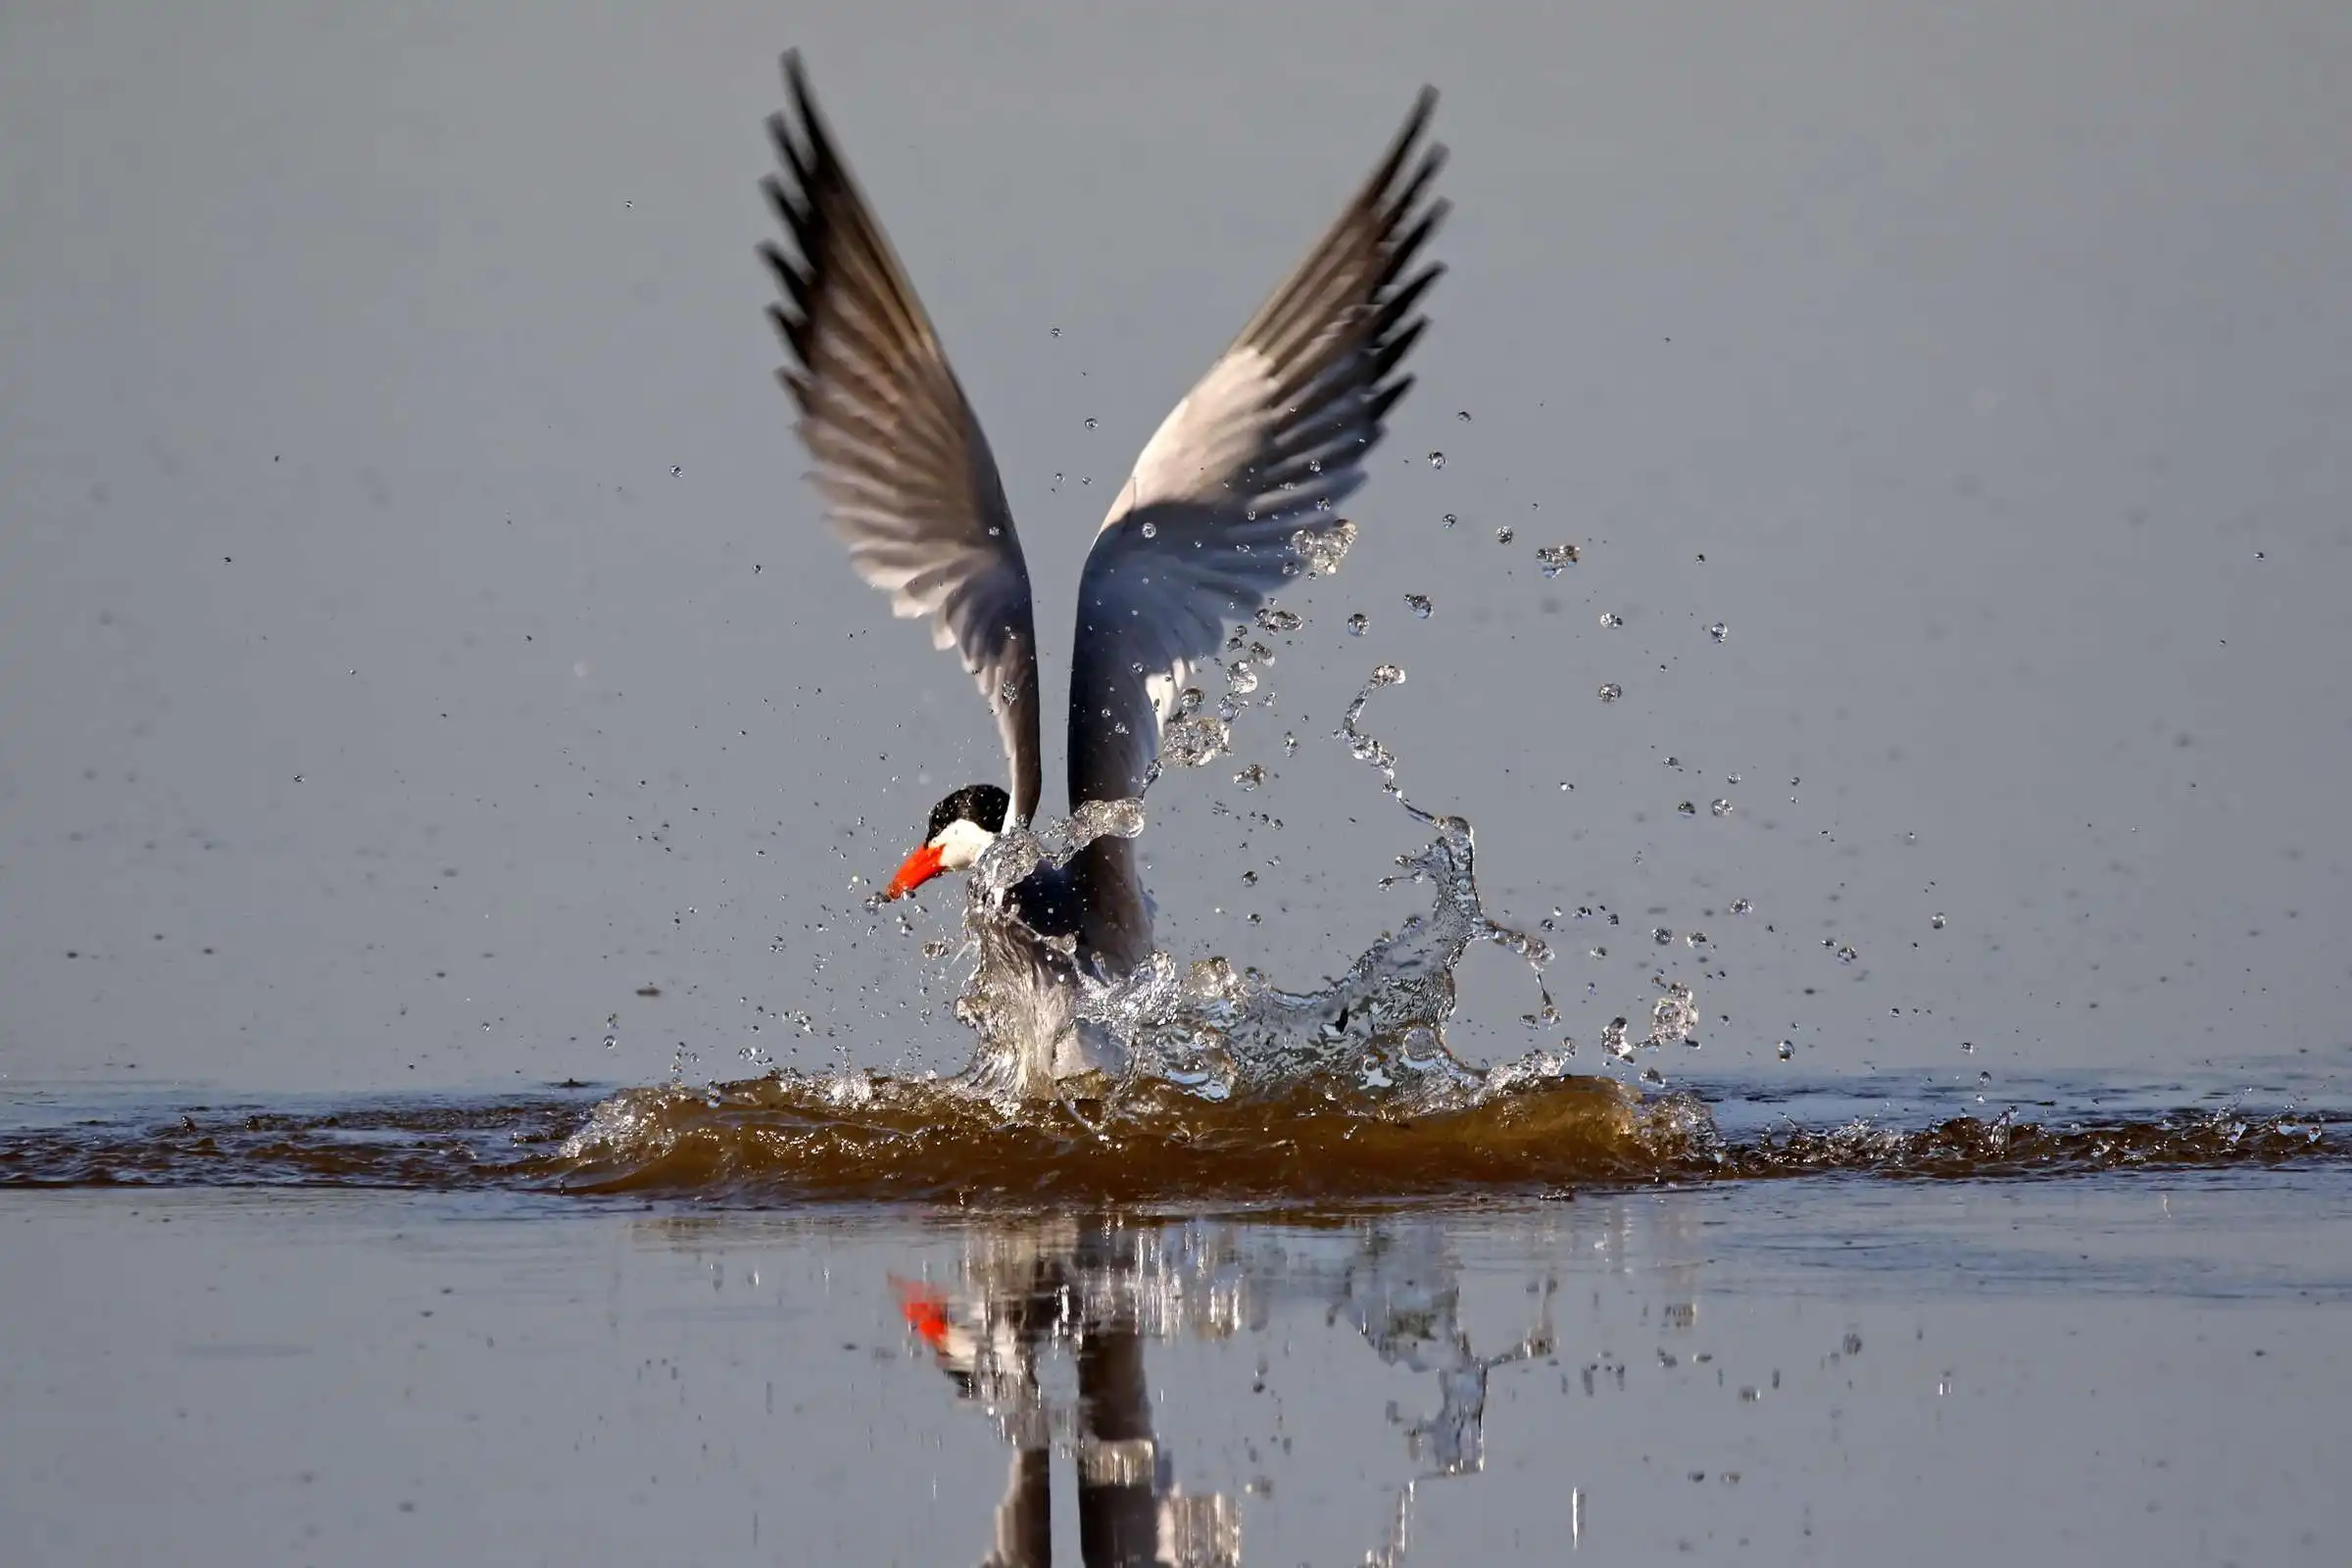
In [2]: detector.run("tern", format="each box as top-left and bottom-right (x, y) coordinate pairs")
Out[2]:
(762, 54), (1446, 1091)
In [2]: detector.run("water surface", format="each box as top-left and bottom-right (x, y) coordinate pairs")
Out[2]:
(7, 1067), (2346, 1565)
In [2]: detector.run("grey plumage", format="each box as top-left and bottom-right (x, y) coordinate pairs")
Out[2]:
(764, 51), (1445, 1051)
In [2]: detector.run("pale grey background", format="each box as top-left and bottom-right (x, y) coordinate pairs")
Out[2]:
(4, 0), (2348, 1092)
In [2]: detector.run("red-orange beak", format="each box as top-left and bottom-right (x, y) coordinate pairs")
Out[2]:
(892, 1276), (953, 1352)
(883, 841), (946, 901)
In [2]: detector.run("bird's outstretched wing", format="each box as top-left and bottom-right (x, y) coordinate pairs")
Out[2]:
(762, 51), (1043, 822)
(1067, 88), (1447, 969)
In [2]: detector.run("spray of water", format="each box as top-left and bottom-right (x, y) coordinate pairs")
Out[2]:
(928, 658), (1699, 1122)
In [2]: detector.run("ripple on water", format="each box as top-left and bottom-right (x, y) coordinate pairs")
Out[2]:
(2, 1075), (2342, 1206)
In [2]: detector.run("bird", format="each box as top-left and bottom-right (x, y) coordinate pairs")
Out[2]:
(761, 52), (1446, 1094)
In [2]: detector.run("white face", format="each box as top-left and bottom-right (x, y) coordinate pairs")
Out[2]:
(929, 815), (998, 872)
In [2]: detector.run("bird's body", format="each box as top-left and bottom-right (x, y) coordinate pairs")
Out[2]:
(966, 885), (1113, 1097)
(762, 55), (1446, 1093)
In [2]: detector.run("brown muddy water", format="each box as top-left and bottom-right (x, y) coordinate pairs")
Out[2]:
(5, 1063), (2348, 1565)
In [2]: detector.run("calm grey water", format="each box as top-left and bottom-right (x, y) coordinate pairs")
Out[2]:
(6, 1157), (2349, 1565)
(5, 2), (2350, 1562)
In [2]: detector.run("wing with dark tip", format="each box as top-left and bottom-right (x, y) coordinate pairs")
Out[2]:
(762, 51), (1043, 823)
(1066, 88), (1447, 970)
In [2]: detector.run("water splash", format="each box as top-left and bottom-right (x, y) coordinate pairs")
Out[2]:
(880, 663), (1720, 1148)
(941, 797), (1152, 1100)
(1068, 800), (1575, 1116)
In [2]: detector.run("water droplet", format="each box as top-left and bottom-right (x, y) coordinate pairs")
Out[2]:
(1428, 451), (1446, 469)
(1291, 518), (1357, 575)
(1442, 513), (1457, 528)
(1346, 612), (1370, 636)
(1455, 410), (1472, 422)
(669, 465), (683, 478)
(1254, 607), (1301, 633)
(1241, 869), (1258, 886)
(1931, 912), (1947, 930)
(1711, 798), (1733, 817)
(1709, 621), (1728, 643)
(1162, 712), (1231, 767)
(1731, 898), (1753, 915)
(1234, 763), (1267, 791)
(1596, 682), (1624, 704)
(1677, 802), (1696, 817)
(1084, 416), (1099, 430)
(1404, 593), (1433, 618)
(1836, 944), (1859, 964)
(1536, 544), (1580, 577)
(1686, 931), (1708, 948)
(1051, 325), (1061, 338)
(1494, 526), (1515, 545)
(1369, 662), (1405, 687)
(1599, 612), (1624, 628)
(1226, 662), (1259, 695)
(1653, 926), (1675, 944)
(1640, 1066), (1665, 1087)
(920, 938), (951, 959)
(1140, 520), (1157, 538)
(1648, 981), (1698, 1045)
(1961, 1041), (1976, 1054)
(1602, 1017), (1633, 1059)
(1777, 1040), (1794, 1060)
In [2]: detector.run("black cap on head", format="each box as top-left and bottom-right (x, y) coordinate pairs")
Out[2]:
(927, 784), (1009, 843)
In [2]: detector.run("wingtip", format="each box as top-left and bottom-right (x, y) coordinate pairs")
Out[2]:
(1403, 84), (1440, 138)
(1360, 83), (1442, 202)
(779, 50), (829, 150)
(761, 113), (795, 166)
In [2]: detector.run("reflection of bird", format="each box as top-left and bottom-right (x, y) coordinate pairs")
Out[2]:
(761, 53), (1447, 1091)
(893, 1216), (1555, 1566)
(895, 1222), (1236, 1568)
